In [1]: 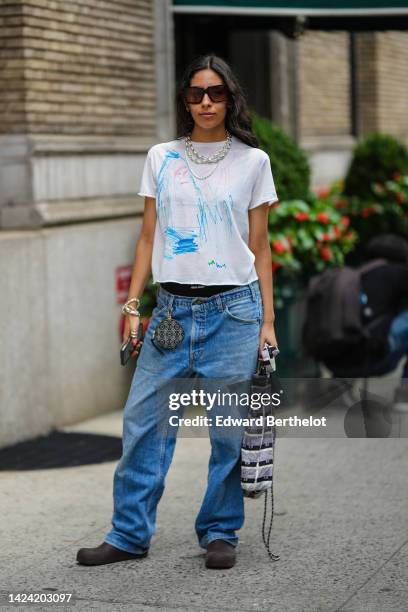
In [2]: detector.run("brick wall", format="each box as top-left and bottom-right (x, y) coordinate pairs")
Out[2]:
(355, 31), (408, 139)
(0, 0), (156, 136)
(376, 31), (408, 138)
(0, 3), (27, 132)
(298, 30), (351, 138)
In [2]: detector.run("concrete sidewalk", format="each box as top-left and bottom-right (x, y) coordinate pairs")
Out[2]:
(1, 408), (408, 611)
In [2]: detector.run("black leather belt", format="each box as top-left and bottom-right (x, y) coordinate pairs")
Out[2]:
(160, 282), (241, 297)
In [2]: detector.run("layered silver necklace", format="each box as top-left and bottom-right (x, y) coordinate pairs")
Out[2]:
(184, 131), (232, 180)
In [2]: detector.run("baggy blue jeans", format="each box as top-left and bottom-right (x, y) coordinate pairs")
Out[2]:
(104, 280), (263, 554)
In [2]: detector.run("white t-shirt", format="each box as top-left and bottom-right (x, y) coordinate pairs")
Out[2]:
(138, 134), (279, 286)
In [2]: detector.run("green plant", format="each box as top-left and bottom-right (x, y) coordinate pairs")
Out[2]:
(338, 172), (408, 243)
(251, 111), (311, 202)
(269, 196), (358, 283)
(343, 133), (408, 200)
(269, 195), (358, 308)
(322, 171), (408, 242)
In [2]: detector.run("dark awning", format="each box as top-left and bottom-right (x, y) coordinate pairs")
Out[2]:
(172, 1), (408, 15)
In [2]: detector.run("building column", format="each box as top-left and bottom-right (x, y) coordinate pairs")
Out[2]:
(269, 30), (299, 141)
(355, 32), (378, 136)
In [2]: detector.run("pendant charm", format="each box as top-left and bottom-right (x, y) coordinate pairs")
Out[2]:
(151, 306), (184, 350)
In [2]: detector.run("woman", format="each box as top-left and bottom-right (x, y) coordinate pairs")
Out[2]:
(77, 54), (279, 570)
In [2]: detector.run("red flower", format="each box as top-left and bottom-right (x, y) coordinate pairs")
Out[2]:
(295, 211), (309, 221)
(317, 212), (329, 224)
(393, 171), (401, 181)
(272, 240), (286, 254)
(361, 207), (375, 217)
(396, 192), (405, 204)
(373, 182), (386, 193)
(334, 199), (347, 209)
(321, 232), (332, 241)
(341, 216), (350, 228)
(317, 187), (330, 198)
(345, 231), (354, 240)
(319, 246), (332, 261)
(272, 261), (282, 272)
(333, 225), (342, 238)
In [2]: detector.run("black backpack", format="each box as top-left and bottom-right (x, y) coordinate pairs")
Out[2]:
(302, 258), (390, 367)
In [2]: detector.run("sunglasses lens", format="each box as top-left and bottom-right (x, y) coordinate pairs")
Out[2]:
(184, 85), (227, 104)
(208, 85), (227, 102)
(184, 87), (203, 104)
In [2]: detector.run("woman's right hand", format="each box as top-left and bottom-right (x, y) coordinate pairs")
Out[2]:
(123, 314), (143, 359)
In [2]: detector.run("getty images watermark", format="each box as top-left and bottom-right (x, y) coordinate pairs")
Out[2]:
(152, 377), (407, 438)
(167, 389), (327, 428)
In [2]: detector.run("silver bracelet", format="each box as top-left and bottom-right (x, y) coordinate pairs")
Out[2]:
(124, 297), (140, 307)
(122, 304), (140, 316)
(121, 297), (141, 316)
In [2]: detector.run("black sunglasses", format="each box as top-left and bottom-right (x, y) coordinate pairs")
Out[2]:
(184, 85), (228, 105)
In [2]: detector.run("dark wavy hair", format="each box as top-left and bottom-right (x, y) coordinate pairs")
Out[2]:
(176, 54), (258, 148)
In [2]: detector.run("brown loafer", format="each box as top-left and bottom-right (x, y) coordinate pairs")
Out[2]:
(76, 542), (148, 566)
(205, 539), (236, 569)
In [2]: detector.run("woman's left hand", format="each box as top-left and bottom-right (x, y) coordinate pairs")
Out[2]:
(259, 321), (278, 356)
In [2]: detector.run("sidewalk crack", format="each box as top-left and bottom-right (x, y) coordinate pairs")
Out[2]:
(332, 537), (408, 612)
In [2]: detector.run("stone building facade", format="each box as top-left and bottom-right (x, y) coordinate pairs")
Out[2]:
(0, 0), (169, 228)
(299, 30), (408, 140)
(298, 29), (408, 185)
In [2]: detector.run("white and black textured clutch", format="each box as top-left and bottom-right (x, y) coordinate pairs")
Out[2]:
(152, 315), (184, 349)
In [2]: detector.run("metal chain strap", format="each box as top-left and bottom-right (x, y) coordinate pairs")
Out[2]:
(261, 418), (280, 562)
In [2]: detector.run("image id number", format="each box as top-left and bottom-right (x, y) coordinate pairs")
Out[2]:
(8, 593), (72, 604)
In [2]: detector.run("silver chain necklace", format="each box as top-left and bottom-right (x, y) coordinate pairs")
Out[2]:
(184, 131), (232, 180)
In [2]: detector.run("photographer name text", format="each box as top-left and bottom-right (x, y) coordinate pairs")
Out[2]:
(169, 415), (327, 427)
